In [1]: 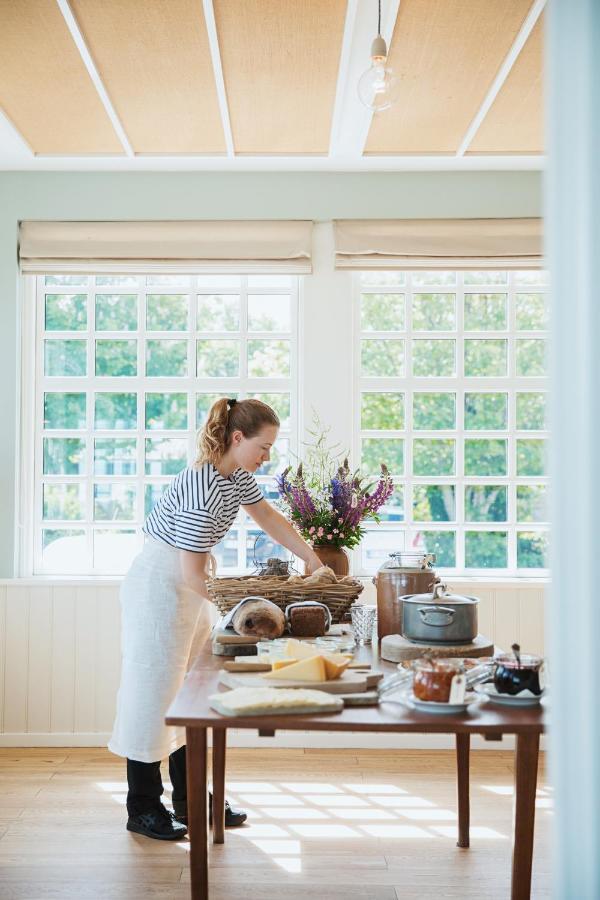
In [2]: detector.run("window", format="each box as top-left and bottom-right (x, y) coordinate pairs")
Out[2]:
(354, 270), (549, 576)
(32, 273), (298, 574)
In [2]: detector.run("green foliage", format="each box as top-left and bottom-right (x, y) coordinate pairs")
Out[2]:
(516, 339), (547, 376)
(360, 293), (405, 331)
(247, 340), (290, 377)
(145, 438), (187, 475)
(45, 294), (87, 330)
(464, 339), (507, 376)
(413, 485), (456, 522)
(95, 294), (137, 331)
(43, 438), (85, 475)
(412, 339), (455, 376)
(464, 271), (508, 285)
(465, 531), (507, 568)
(96, 340), (137, 376)
(517, 485), (548, 522)
(416, 531), (456, 566)
(145, 483), (169, 516)
(146, 295), (189, 331)
(464, 439), (507, 476)
(361, 438), (404, 475)
(413, 439), (455, 475)
(248, 393), (291, 428)
(517, 531), (549, 568)
(464, 293), (507, 331)
(197, 295), (239, 331)
(517, 439), (547, 476)
(412, 294), (455, 331)
(412, 272), (456, 287)
(465, 486), (507, 522)
(145, 393), (188, 430)
(464, 393), (507, 430)
(146, 340), (187, 377)
(361, 339), (404, 376)
(94, 439), (137, 476)
(413, 393), (455, 430)
(516, 393), (547, 430)
(516, 293), (548, 330)
(43, 484), (84, 520)
(361, 392), (404, 430)
(95, 393), (137, 429)
(44, 393), (86, 430)
(93, 485), (136, 520)
(45, 340), (87, 376)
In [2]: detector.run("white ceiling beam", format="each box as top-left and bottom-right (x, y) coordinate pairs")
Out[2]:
(329, 0), (402, 160)
(55, 0), (134, 157)
(0, 107), (34, 161)
(202, 0), (234, 158)
(456, 0), (546, 157)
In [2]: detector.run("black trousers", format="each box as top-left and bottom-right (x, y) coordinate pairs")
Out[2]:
(126, 744), (187, 816)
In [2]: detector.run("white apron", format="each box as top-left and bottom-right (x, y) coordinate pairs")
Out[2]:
(108, 537), (219, 763)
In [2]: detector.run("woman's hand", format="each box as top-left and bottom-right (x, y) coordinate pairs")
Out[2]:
(304, 551), (324, 575)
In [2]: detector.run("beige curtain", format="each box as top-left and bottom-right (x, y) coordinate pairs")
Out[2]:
(19, 220), (313, 273)
(333, 218), (543, 269)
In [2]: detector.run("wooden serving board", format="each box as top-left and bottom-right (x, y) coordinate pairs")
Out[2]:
(380, 632), (494, 663)
(210, 695), (343, 717)
(224, 656), (372, 673)
(219, 670), (380, 695)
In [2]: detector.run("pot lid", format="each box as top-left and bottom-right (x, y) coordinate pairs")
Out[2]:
(401, 583), (479, 605)
(379, 551), (436, 572)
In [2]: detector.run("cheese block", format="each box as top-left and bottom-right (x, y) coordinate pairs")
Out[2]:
(271, 658), (300, 671)
(210, 687), (343, 716)
(285, 638), (318, 659)
(322, 653), (351, 680)
(264, 655), (327, 682)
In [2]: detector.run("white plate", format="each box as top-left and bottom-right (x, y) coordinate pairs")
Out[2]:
(474, 683), (544, 707)
(395, 690), (480, 715)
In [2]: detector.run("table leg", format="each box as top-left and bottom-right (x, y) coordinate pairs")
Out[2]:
(186, 726), (208, 900)
(212, 728), (226, 844)
(456, 733), (470, 848)
(511, 732), (540, 900)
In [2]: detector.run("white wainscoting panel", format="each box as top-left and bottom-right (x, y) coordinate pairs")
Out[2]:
(0, 579), (547, 748)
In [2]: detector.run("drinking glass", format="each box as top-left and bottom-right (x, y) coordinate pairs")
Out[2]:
(350, 604), (377, 645)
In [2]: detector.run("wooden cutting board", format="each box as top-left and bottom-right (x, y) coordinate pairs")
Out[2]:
(223, 657), (372, 673)
(219, 669), (381, 695)
(380, 632), (494, 663)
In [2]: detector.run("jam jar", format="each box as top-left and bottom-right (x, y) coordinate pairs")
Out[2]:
(412, 658), (465, 703)
(493, 654), (544, 696)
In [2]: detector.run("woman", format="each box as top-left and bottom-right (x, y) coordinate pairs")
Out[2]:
(108, 397), (323, 840)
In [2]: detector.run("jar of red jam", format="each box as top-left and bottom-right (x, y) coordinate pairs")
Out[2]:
(493, 654), (544, 696)
(412, 658), (465, 703)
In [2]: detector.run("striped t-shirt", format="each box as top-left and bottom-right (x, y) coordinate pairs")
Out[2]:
(143, 462), (264, 553)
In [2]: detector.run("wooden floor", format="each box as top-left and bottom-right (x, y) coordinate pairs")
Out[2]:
(0, 747), (551, 899)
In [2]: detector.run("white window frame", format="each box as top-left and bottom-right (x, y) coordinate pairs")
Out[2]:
(352, 270), (549, 578)
(23, 273), (299, 576)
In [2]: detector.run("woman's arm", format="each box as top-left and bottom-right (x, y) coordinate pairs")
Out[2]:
(179, 549), (212, 597)
(244, 500), (323, 573)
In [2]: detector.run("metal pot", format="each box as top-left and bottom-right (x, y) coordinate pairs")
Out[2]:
(373, 551), (437, 641)
(401, 583), (479, 645)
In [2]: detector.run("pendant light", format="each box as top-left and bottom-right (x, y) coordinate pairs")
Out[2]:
(357, 0), (398, 111)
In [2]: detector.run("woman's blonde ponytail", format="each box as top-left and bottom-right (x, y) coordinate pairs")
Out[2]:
(195, 398), (279, 467)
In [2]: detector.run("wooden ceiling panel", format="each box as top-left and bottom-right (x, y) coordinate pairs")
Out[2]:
(0, 0), (123, 154)
(468, 15), (543, 154)
(364, 0), (533, 155)
(70, 0), (225, 154)
(214, 0), (347, 155)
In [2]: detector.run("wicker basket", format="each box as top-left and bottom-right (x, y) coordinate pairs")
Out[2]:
(206, 574), (363, 624)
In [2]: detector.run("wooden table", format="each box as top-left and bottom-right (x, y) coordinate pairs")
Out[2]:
(166, 642), (546, 900)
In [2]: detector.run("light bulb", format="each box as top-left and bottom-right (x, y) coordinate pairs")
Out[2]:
(357, 35), (398, 112)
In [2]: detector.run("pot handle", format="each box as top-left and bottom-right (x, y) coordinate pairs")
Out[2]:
(418, 605), (455, 626)
(432, 582), (447, 601)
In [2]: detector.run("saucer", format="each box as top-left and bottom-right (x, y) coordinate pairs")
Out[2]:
(398, 690), (480, 715)
(474, 683), (545, 707)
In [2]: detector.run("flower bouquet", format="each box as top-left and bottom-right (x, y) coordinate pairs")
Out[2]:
(275, 422), (394, 550)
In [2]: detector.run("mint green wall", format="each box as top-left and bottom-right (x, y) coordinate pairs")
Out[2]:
(0, 170), (542, 576)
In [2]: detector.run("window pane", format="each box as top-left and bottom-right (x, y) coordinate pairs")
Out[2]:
(42, 530), (87, 573)
(44, 340), (87, 376)
(146, 339), (187, 377)
(412, 530), (456, 567)
(45, 294), (87, 331)
(145, 438), (188, 475)
(43, 438), (85, 475)
(44, 393), (86, 429)
(196, 392), (237, 426)
(43, 484), (85, 520)
(256, 438), (289, 476)
(197, 295), (240, 331)
(465, 486), (507, 522)
(516, 293), (548, 330)
(93, 484), (136, 521)
(413, 393), (456, 430)
(212, 528), (240, 568)
(96, 340), (137, 376)
(465, 531), (507, 568)
(95, 294), (137, 331)
(516, 392), (547, 430)
(93, 529), (137, 573)
(464, 439), (507, 476)
(361, 393), (404, 430)
(378, 486), (405, 522)
(144, 483), (169, 516)
(464, 393), (508, 430)
(412, 485), (456, 522)
(361, 438), (404, 475)
(360, 293), (405, 331)
(517, 439), (547, 476)
(464, 339), (507, 377)
(412, 339), (455, 377)
(198, 275), (241, 288)
(197, 340), (239, 377)
(464, 271), (508, 285)
(146, 295), (189, 331)
(412, 294), (455, 331)
(517, 485), (548, 522)
(464, 293), (507, 331)
(147, 274), (190, 287)
(360, 529), (404, 574)
(411, 271), (456, 287)
(516, 339), (547, 376)
(361, 339), (404, 376)
(361, 272), (405, 287)
(248, 275), (292, 288)
(248, 393), (291, 429)
(94, 439), (137, 475)
(94, 393), (137, 430)
(515, 271), (549, 286)
(517, 531), (549, 568)
(247, 530), (293, 570)
(96, 275), (138, 287)
(45, 275), (87, 286)
(413, 439), (455, 475)
(247, 340), (291, 378)
(248, 295), (291, 332)
(145, 393), (188, 430)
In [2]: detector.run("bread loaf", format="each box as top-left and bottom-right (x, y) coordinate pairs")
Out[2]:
(231, 598), (286, 639)
(288, 605), (329, 637)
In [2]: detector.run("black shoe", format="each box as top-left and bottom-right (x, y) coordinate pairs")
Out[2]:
(173, 795), (247, 828)
(127, 803), (188, 841)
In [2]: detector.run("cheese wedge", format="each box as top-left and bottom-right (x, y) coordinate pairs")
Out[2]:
(271, 658), (299, 671)
(322, 653), (351, 680)
(285, 638), (319, 659)
(264, 655), (327, 682)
